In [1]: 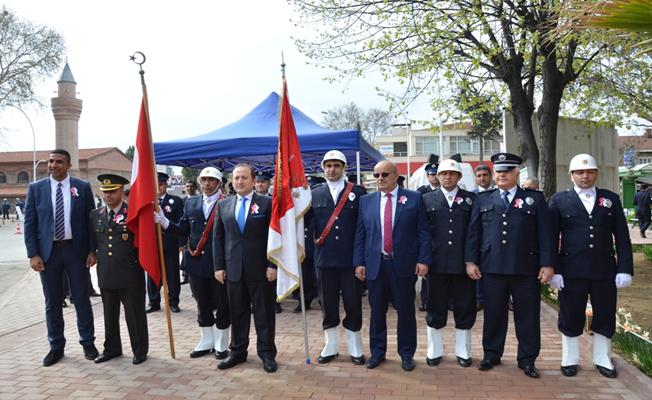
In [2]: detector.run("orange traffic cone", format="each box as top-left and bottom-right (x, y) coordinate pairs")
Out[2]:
(14, 223), (22, 235)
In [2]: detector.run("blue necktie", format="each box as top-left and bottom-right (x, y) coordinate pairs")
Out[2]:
(502, 191), (510, 210)
(237, 197), (247, 233)
(54, 182), (65, 240)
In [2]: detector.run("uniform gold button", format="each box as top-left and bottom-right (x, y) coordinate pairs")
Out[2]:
(503, 222), (507, 226)
(502, 240), (507, 244)
(502, 213), (507, 218)
(108, 252), (113, 256)
(590, 234), (594, 238)
(589, 226), (594, 230)
(335, 236), (339, 240)
(201, 250), (205, 255)
(335, 226), (339, 230)
(108, 244), (112, 248)
(502, 231), (507, 235)
(108, 236), (112, 240)
(449, 219), (453, 223)
(448, 241), (452, 245)
(108, 228), (113, 232)
(448, 230), (453, 234)
(589, 244), (594, 248)
(449, 209), (453, 213)
(588, 215), (593, 219)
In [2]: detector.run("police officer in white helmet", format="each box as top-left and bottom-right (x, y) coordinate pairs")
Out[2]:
(549, 154), (633, 378)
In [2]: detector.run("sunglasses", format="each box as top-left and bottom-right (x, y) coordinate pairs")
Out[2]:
(373, 172), (392, 178)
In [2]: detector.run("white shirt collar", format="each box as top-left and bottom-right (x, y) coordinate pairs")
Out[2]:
(327, 177), (345, 190)
(203, 191), (220, 203)
(50, 175), (70, 187)
(440, 186), (459, 198)
(574, 185), (596, 197)
(499, 186), (518, 197)
(238, 190), (254, 201)
(382, 185), (399, 198)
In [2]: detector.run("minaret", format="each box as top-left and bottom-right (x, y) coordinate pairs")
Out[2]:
(51, 62), (82, 171)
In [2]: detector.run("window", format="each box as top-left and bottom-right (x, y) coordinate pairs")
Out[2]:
(470, 139), (502, 155)
(393, 142), (407, 157)
(0, 172), (6, 184)
(415, 136), (440, 156)
(17, 171), (29, 184)
(638, 157), (652, 165)
(449, 136), (473, 154)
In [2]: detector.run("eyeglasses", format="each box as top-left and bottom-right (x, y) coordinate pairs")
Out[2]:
(373, 172), (391, 178)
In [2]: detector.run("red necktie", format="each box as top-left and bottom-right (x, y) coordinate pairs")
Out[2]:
(383, 193), (393, 254)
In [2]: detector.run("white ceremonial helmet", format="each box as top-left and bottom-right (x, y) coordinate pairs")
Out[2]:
(198, 167), (223, 181)
(321, 150), (347, 169)
(568, 154), (599, 173)
(436, 159), (462, 174)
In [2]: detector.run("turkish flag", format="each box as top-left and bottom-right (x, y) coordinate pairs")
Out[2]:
(267, 79), (311, 301)
(126, 99), (161, 287)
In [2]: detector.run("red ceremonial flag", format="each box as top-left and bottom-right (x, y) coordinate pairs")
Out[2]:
(267, 79), (312, 301)
(126, 99), (161, 287)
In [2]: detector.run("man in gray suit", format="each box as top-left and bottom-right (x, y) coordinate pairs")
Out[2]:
(213, 163), (278, 373)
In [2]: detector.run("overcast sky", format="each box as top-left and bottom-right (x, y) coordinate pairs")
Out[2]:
(1, 0), (433, 153)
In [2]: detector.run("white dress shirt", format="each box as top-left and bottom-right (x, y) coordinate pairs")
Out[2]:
(380, 185), (399, 254)
(440, 186), (459, 208)
(499, 186), (518, 205)
(327, 178), (345, 204)
(50, 175), (72, 240)
(235, 191), (254, 220)
(202, 192), (221, 219)
(574, 186), (597, 214)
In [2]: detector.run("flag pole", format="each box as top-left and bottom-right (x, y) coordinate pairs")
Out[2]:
(281, 56), (311, 365)
(131, 52), (176, 359)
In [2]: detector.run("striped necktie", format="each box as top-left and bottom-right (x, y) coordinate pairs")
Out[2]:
(54, 182), (65, 240)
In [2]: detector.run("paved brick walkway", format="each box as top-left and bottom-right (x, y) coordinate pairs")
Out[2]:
(0, 221), (650, 399)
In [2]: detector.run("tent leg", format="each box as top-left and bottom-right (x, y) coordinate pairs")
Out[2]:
(356, 151), (361, 185)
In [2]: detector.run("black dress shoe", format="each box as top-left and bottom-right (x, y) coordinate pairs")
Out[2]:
(218, 354), (247, 370)
(317, 353), (338, 364)
(83, 344), (99, 360)
(146, 304), (160, 313)
(189, 349), (213, 358)
(401, 357), (416, 371)
(262, 358), (277, 373)
(366, 354), (385, 369)
(94, 352), (122, 364)
(457, 357), (472, 368)
(426, 356), (442, 366)
(351, 355), (365, 365)
(170, 305), (181, 313)
(478, 358), (501, 371)
(43, 350), (64, 367)
(274, 303), (283, 314)
(519, 364), (540, 379)
(132, 354), (147, 365)
(596, 365), (618, 378)
(561, 365), (578, 377)
(215, 350), (229, 360)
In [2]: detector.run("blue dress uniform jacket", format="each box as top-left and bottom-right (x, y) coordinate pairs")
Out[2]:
(423, 188), (476, 274)
(353, 188), (432, 279)
(549, 188), (633, 280)
(165, 196), (218, 278)
(90, 203), (144, 289)
(311, 183), (367, 268)
(467, 188), (555, 275)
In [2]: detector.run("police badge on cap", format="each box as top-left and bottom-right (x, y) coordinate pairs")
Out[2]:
(490, 153), (523, 172)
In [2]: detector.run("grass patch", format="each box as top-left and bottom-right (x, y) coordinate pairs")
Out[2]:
(612, 330), (652, 377)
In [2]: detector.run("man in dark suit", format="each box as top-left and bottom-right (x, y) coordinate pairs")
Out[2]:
(633, 184), (651, 238)
(471, 164), (494, 311)
(549, 153), (633, 378)
(422, 159), (477, 368)
(146, 172), (183, 313)
(354, 160), (431, 371)
(24, 149), (98, 366)
(310, 150), (367, 365)
(213, 163), (278, 373)
(91, 174), (148, 365)
(157, 167), (231, 359)
(466, 152), (555, 379)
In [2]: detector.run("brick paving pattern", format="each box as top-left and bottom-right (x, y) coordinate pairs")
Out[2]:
(0, 222), (650, 399)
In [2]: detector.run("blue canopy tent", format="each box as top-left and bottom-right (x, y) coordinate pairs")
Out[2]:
(153, 92), (384, 175)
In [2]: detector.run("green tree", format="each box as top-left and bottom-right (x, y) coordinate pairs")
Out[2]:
(0, 7), (65, 111)
(456, 87), (502, 164)
(124, 145), (135, 160)
(181, 167), (200, 183)
(322, 102), (392, 144)
(291, 0), (610, 197)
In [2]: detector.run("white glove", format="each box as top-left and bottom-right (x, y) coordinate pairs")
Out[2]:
(154, 209), (169, 229)
(549, 274), (564, 290)
(615, 273), (632, 289)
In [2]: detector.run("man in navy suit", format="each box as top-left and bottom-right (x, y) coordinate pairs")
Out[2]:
(422, 159), (477, 368)
(213, 163), (278, 373)
(146, 172), (184, 313)
(156, 167), (231, 360)
(310, 150), (367, 365)
(471, 164), (494, 311)
(549, 154), (633, 378)
(354, 160), (431, 371)
(24, 149), (98, 366)
(466, 152), (555, 379)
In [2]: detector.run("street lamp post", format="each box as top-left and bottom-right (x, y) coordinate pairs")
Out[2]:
(6, 105), (37, 182)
